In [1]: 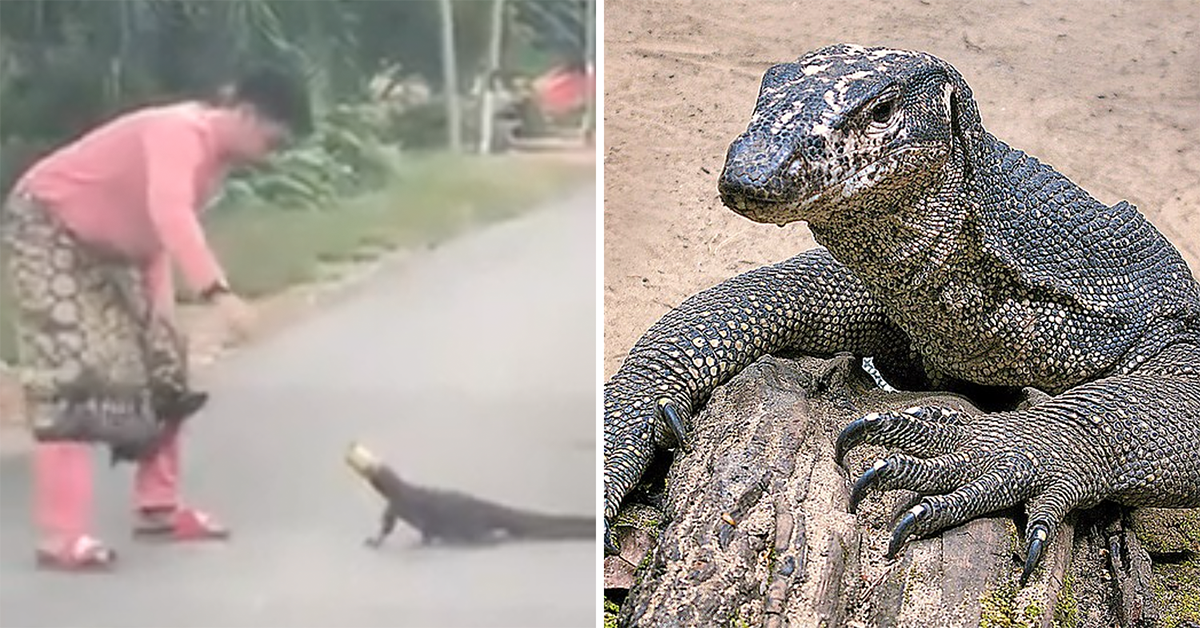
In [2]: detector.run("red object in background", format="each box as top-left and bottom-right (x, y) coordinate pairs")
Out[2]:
(532, 64), (595, 117)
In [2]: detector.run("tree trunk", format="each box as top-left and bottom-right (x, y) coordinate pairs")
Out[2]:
(605, 354), (1188, 628)
(438, 0), (462, 152)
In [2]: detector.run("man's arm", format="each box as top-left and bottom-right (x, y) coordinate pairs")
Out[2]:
(141, 119), (228, 297)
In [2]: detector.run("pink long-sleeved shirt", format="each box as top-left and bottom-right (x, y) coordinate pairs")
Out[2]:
(15, 102), (230, 310)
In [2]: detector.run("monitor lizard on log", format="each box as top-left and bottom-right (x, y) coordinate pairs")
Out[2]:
(602, 43), (1200, 585)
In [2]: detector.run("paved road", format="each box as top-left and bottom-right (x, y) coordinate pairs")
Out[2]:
(0, 184), (599, 627)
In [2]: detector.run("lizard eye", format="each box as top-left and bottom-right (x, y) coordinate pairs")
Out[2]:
(870, 99), (896, 124)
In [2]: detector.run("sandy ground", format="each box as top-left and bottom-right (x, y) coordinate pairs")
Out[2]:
(603, 0), (1200, 378)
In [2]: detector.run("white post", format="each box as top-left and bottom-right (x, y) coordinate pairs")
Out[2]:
(581, 0), (595, 142)
(439, 0), (462, 152)
(478, 0), (506, 154)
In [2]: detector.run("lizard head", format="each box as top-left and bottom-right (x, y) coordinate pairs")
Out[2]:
(345, 442), (383, 477)
(718, 44), (983, 227)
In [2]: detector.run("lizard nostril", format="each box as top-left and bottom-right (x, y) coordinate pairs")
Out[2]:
(719, 132), (814, 205)
(717, 168), (753, 200)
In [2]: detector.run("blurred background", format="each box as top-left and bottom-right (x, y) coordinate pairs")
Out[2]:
(0, 0), (597, 409)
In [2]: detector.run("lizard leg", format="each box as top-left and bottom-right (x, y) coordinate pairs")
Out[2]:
(365, 507), (397, 548)
(835, 406), (971, 468)
(605, 248), (913, 554)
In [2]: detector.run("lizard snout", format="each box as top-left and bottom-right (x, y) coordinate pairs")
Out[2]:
(718, 136), (790, 199)
(718, 133), (815, 226)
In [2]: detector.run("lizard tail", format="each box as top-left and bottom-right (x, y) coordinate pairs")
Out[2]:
(505, 511), (596, 540)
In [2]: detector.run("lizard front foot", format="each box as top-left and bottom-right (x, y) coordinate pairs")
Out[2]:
(837, 405), (1077, 584)
(604, 384), (694, 556)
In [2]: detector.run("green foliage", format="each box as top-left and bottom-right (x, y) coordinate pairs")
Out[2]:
(508, 0), (590, 64)
(1053, 571), (1080, 628)
(0, 0), (594, 195)
(0, 0), (592, 127)
(0, 0), (594, 230)
(203, 153), (591, 298)
(210, 101), (403, 213)
(1154, 553), (1200, 628)
(388, 96), (496, 150)
(0, 137), (54, 199)
(386, 100), (453, 150)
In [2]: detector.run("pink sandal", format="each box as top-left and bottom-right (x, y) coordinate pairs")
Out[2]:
(35, 535), (117, 571)
(133, 506), (231, 542)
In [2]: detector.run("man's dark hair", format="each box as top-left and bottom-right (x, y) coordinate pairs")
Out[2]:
(230, 66), (314, 137)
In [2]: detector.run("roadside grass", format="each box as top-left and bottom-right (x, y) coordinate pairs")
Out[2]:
(203, 152), (591, 296)
(0, 152), (592, 362)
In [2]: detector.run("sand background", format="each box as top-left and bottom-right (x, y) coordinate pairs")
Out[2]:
(603, 0), (1200, 378)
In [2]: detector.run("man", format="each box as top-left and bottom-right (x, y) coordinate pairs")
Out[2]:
(0, 66), (313, 570)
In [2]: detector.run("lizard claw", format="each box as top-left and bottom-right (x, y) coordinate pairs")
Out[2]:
(835, 412), (881, 468)
(887, 504), (924, 559)
(604, 523), (620, 556)
(658, 399), (691, 452)
(835, 407), (968, 469)
(1020, 521), (1051, 585)
(849, 458), (888, 513)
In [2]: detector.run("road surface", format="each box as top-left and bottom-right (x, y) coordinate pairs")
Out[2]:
(0, 184), (598, 627)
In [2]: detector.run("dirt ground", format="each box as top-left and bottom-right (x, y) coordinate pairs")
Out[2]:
(603, 0), (1200, 378)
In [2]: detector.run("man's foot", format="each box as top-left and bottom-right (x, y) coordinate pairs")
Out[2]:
(133, 506), (230, 542)
(35, 535), (118, 571)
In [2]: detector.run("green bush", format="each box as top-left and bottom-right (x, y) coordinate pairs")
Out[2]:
(385, 96), (488, 150)
(211, 100), (403, 213)
(388, 100), (452, 149)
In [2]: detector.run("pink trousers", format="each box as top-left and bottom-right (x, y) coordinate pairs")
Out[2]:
(5, 193), (196, 546)
(33, 425), (184, 543)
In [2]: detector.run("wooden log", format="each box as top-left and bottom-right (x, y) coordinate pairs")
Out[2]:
(607, 354), (1143, 627)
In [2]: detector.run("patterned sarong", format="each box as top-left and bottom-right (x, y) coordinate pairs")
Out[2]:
(0, 192), (191, 461)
